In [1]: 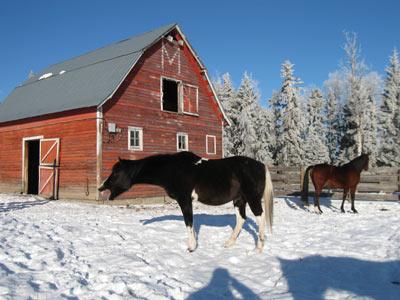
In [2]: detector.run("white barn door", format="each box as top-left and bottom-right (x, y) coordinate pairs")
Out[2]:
(38, 138), (60, 199)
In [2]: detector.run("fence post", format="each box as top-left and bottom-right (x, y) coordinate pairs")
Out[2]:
(398, 168), (400, 201)
(300, 166), (304, 191)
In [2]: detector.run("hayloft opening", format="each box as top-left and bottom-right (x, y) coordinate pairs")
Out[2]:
(162, 78), (179, 112)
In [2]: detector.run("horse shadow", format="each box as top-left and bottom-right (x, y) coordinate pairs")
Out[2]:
(279, 255), (400, 300)
(282, 194), (338, 212)
(141, 213), (259, 244)
(187, 267), (261, 300)
(0, 199), (49, 213)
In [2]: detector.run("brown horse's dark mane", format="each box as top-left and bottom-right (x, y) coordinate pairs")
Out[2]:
(342, 154), (369, 173)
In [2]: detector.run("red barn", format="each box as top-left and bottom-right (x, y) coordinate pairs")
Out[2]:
(0, 24), (228, 201)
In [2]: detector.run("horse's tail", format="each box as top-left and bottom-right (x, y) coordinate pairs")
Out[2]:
(301, 166), (313, 204)
(263, 166), (274, 233)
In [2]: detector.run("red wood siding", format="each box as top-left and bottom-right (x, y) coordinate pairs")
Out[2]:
(101, 33), (223, 199)
(0, 109), (98, 199)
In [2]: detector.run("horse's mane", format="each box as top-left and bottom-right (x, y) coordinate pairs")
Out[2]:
(344, 154), (368, 173)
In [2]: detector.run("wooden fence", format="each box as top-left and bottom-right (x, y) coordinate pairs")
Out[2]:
(269, 166), (400, 201)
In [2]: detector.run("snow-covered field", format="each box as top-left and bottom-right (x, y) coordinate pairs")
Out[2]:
(0, 193), (399, 300)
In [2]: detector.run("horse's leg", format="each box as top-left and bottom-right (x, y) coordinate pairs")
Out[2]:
(311, 177), (323, 214)
(224, 204), (246, 248)
(350, 187), (358, 213)
(248, 200), (266, 252)
(313, 186), (324, 214)
(178, 199), (197, 252)
(341, 188), (348, 213)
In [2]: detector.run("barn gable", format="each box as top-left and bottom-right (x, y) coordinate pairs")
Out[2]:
(0, 24), (227, 125)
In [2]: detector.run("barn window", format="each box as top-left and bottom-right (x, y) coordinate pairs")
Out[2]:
(177, 132), (188, 151)
(128, 127), (143, 151)
(206, 135), (216, 155)
(182, 84), (198, 114)
(162, 78), (180, 112)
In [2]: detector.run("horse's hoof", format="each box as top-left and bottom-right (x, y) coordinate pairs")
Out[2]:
(352, 209), (358, 214)
(341, 209), (345, 213)
(255, 247), (264, 253)
(314, 207), (323, 214)
(256, 241), (264, 252)
(224, 239), (235, 248)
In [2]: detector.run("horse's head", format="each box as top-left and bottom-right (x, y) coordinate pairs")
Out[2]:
(98, 158), (136, 200)
(361, 153), (370, 171)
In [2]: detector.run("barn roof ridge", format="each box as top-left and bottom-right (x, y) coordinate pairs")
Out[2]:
(21, 23), (177, 87)
(41, 22), (177, 73)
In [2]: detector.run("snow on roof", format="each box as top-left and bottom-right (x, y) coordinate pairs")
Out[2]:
(38, 73), (53, 80)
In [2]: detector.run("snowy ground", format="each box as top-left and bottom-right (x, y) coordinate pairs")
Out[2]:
(0, 193), (399, 300)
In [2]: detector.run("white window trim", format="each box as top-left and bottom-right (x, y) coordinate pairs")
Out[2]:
(160, 76), (182, 112)
(181, 83), (199, 116)
(128, 126), (143, 151)
(176, 132), (189, 151)
(206, 135), (216, 155)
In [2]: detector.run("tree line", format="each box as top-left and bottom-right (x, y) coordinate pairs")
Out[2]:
(214, 32), (400, 167)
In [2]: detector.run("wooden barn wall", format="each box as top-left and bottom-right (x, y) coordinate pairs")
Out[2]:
(0, 109), (98, 199)
(101, 34), (223, 200)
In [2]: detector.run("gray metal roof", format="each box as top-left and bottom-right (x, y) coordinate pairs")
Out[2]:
(0, 23), (176, 123)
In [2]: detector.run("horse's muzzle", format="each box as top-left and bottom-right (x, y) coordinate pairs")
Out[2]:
(98, 185), (107, 192)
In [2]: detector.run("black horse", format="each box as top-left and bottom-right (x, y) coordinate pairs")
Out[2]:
(98, 151), (274, 252)
(301, 154), (369, 214)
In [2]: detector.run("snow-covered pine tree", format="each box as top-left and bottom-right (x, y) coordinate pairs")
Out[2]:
(360, 72), (381, 166)
(324, 72), (343, 163)
(274, 60), (305, 166)
(236, 72), (263, 158)
(378, 49), (400, 166)
(254, 106), (274, 164)
(304, 88), (329, 165)
(269, 91), (283, 163)
(338, 32), (367, 163)
(213, 73), (237, 157)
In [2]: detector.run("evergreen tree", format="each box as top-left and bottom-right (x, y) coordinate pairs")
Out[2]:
(236, 72), (262, 158)
(324, 72), (343, 163)
(360, 72), (381, 166)
(254, 107), (275, 164)
(213, 73), (237, 157)
(304, 89), (329, 165)
(215, 72), (274, 161)
(338, 32), (366, 162)
(269, 91), (283, 163)
(274, 60), (305, 166)
(378, 49), (400, 166)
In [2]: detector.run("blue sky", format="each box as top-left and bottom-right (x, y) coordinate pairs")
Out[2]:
(0, 0), (399, 104)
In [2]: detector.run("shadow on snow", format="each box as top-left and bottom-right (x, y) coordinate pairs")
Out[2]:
(141, 213), (259, 244)
(278, 255), (400, 300)
(0, 199), (49, 213)
(187, 267), (261, 300)
(281, 196), (340, 212)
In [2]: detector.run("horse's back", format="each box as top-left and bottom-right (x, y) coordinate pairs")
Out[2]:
(311, 163), (360, 188)
(194, 156), (265, 206)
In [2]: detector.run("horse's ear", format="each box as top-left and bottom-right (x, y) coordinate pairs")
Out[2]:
(118, 157), (122, 162)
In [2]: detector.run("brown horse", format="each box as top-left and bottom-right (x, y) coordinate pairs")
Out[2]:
(301, 154), (369, 213)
